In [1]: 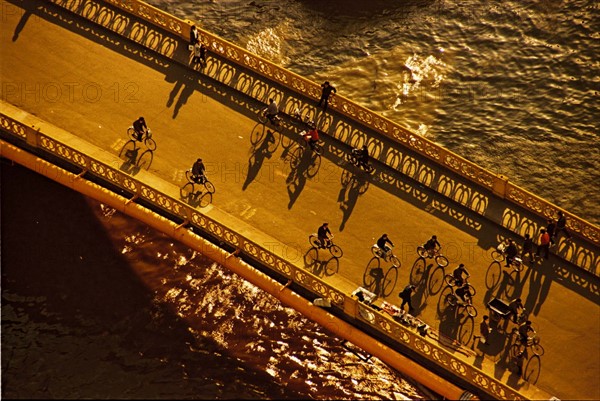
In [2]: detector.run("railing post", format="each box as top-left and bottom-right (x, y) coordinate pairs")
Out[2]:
(26, 126), (40, 148)
(492, 174), (509, 198)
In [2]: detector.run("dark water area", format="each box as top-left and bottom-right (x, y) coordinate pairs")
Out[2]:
(1, 162), (427, 399)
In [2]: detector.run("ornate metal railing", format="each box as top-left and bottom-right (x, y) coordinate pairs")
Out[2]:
(1, 110), (525, 400)
(46, 0), (599, 250)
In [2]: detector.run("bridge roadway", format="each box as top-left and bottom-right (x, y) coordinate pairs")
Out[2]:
(1, 1), (599, 399)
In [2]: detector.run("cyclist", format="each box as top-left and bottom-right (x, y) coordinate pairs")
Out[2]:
(376, 233), (394, 260)
(452, 263), (470, 287)
(317, 222), (333, 248)
(132, 116), (148, 141)
(191, 158), (206, 183)
(505, 239), (518, 267)
(303, 124), (320, 151)
(455, 282), (472, 304)
(518, 320), (535, 345)
(508, 298), (525, 323)
(351, 145), (370, 167)
(265, 98), (279, 125)
(423, 235), (441, 258)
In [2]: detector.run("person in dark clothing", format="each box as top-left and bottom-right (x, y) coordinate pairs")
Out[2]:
(377, 233), (394, 259)
(455, 282), (472, 304)
(477, 315), (491, 345)
(521, 233), (535, 263)
(546, 219), (556, 245)
(190, 25), (200, 46)
(505, 239), (518, 267)
(452, 263), (469, 286)
(192, 42), (207, 67)
(398, 284), (416, 313)
(132, 116), (148, 141)
(555, 211), (572, 241)
(191, 158), (206, 183)
(423, 235), (441, 257)
(317, 81), (337, 111)
(317, 222), (333, 248)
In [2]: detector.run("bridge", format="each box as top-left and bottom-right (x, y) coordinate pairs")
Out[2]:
(1, 0), (599, 400)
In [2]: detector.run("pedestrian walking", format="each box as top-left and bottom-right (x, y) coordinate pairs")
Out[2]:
(536, 229), (551, 260)
(317, 81), (337, 111)
(190, 24), (200, 46)
(476, 315), (492, 345)
(192, 42), (207, 68)
(398, 284), (416, 313)
(521, 233), (535, 263)
(546, 218), (556, 245)
(555, 211), (572, 241)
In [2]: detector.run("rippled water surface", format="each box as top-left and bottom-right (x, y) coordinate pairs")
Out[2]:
(148, 0), (599, 225)
(2, 164), (428, 399)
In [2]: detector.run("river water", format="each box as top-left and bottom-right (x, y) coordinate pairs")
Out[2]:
(149, 0), (599, 225)
(3, 0), (598, 399)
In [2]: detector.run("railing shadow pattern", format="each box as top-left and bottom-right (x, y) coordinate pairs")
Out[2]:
(1, 111), (524, 401)
(36, 0), (599, 278)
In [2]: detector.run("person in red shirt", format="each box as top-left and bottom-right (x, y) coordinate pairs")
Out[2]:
(303, 125), (320, 151)
(536, 228), (551, 260)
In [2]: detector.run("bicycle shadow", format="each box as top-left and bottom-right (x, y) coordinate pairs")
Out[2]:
(303, 246), (340, 275)
(363, 257), (384, 297)
(242, 127), (279, 190)
(180, 185), (213, 208)
(118, 140), (154, 175)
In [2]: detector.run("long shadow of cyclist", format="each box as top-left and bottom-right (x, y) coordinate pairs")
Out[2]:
(243, 128), (278, 190)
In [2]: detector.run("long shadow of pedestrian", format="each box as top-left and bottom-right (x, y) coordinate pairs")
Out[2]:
(242, 128), (277, 190)
(286, 149), (312, 209)
(12, 10), (31, 41)
(165, 65), (197, 119)
(338, 170), (369, 231)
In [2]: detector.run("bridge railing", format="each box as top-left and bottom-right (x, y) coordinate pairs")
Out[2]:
(69, 0), (600, 250)
(1, 109), (524, 400)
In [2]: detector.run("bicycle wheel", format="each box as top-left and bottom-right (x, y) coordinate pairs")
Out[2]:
(417, 246), (428, 258)
(465, 304), (478, 318)
(531, 342), (545, 356)
(371, 245), (383, 259)
(290, 146), (303, 169)
(363, 163), (375, 174)
(491, 249), (505, 262)
(445, 293), (457, 307)
(203, 180), (216, 194)
(512, 259), (524, 272)
(127, 127), (136, 141)
(382, 266), (398, 297)
(308, 234), (321, 248)
(466, 284), (477, 297)
(444, 274), (456, 287)
(330, 244), (343, 258)
(258, 109), (268, 124)
(435, 255), (449, 268)
(185, 170), (193, 183)
(389, 254), (401, 268)
(180, 182), (195, 200)
(145, 137), (157, 151)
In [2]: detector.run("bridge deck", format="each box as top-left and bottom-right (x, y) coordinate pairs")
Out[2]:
(1, 1), (598, 399)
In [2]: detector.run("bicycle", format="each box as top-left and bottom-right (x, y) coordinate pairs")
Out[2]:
(444, 274), (476, 297)
(510, 332), (545, 357)
(180, 169), (216, 199)
(445, 289), (478, 317)
(416, 245), (449, 267)
(308, 234), (343, 258)
(258, 108), (281, 127)
(491, 243), (523, 272)
(363, 264), (398, 298)
(371, 243), (401, 267)
(127, 127), (157, 151)
(345, 150), (375, 174)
